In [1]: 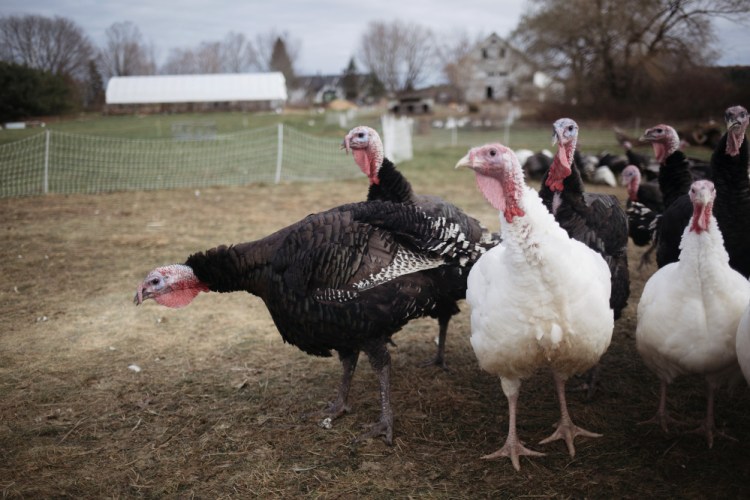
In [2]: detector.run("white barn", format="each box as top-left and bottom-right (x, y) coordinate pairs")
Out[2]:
(105, 72), (287, 113)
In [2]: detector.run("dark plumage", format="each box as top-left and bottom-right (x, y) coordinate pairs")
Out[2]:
(632, 124), (693, 266)
(539, 118), (630, 321)
(135, 199), (489, 444)
(655, 107), (750, 273)
(621, 165), (664, 247)
(343, 125), (499, 368)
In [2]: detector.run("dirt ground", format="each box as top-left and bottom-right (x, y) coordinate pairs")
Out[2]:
(2, 176), (749, 499)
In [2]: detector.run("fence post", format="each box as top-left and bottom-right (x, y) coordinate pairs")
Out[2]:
(43, 130), (50, 194)
(275, 123), (284, 184)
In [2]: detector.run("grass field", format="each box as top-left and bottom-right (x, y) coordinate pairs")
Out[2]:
(1, 113), (749, 498)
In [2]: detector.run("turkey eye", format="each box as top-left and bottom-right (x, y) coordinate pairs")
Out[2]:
(568, 126), (574, 131)
(489, 149), (497, 156)
(151, 278), (160, 285)
(655, 128), (663, 133)
(358, 132), (365, 138)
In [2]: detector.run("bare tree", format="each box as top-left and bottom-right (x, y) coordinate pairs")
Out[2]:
(98, 21), (155, 79)
(358, 20), (435, 94)
(162, 32), (258, 74)
(0, 14), (94, 79)
(221, 32), (258, 73)
(513, 0), (750, 106)
(436, 30), (485, 102)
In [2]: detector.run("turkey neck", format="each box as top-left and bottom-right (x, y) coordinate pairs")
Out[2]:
(367, 158), (416, 204)
(679, 216), (731, 286)
(711, 132), (750, 198)
(658, 150), (693, 209)
(185, 235), (282, 298)
(539, 158), (586, 214)
(710, 132), (750, 277)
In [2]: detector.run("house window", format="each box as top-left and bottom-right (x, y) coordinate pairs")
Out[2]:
(500, 48), (506, 58)
(482, 48), (488, 59)
(486, 86), (494, 100)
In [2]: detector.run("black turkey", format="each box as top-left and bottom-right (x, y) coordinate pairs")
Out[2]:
(539, 118), (629, 399)
(539, 118), (630, 321)
(655, 107), (750, 273)
(343, 125), (500, 368)
(621, 164), (664, 247)
(135, 199), (489, 444)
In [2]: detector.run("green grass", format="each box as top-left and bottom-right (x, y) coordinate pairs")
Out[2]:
(0, 110), (359, 145)
(0, 109), (714, 191)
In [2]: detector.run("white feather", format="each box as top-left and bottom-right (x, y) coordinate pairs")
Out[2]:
(467, 186), (614, 383)
(637, 217), (750, 384)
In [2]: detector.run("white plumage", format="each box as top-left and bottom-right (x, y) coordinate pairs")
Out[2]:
(457, 143), (613, 471)
(636, 180), (750, 447)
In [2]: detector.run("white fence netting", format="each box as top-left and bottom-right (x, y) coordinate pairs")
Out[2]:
(0, 125), (364, 198)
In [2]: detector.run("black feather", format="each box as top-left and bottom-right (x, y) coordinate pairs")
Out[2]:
(540, 156), (630, 320)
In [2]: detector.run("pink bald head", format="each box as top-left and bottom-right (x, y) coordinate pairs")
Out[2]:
(546, 117), (578, 192)
(343, 125), (384, 185)
(725, 105), (749, 157)
(688, 180), (716, 234)
(640, 124), (679, 164)
(456, 143), (526, 222)
(134, 264), (209, 308)
(621, 165), (641, 201)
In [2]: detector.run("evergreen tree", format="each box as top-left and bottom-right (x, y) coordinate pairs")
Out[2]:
(363, 72), (386, 102)
(341, 57), (359, 101)
(84, 60), (105, 110)
(269, 37), (296, 88)
(0, 61), (71, 121)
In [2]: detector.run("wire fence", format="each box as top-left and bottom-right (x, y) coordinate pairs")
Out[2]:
(0, 125), (364, 198)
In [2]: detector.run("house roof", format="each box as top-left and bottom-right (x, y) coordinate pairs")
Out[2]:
(105, 72), (287, 104)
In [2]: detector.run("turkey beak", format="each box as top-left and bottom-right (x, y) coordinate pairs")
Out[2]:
(134, 284), (151, 305)
(727, 118), (741, 131)
(455, 152), (473, 170)
(341, 135), (351, 153)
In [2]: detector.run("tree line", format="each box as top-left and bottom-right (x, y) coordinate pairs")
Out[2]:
(0, 0), (747, 122)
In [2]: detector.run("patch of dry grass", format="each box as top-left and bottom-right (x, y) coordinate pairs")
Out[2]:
(1, 172), (749, 498)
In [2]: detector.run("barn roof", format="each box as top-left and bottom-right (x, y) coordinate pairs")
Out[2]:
(105, 72), (287, 104)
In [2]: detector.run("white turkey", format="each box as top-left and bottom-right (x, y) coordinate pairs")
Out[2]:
(636, 180), (750, 448)
(456, 142), (614, 471)
(134, 199), (488, 444)
(342, 125), (500, 368)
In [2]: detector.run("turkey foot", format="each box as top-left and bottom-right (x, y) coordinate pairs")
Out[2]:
(419, 317), (450, 370)
(540, 419), (602, 457)
(481, 437), (545, 472)
(541, 372), (602, 457)
(686, 420), (737, 449)
(637, 411), (683, 433)
(354, 414), (394, 445)
(637, 380), (683, 433)
(306, 351), (358, 425)
(419, 352), (449, 371)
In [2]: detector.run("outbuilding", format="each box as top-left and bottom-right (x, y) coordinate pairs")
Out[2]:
(105, 72), (287, 114)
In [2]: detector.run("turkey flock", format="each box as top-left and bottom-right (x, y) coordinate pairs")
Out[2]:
(135, 105), (750, 472)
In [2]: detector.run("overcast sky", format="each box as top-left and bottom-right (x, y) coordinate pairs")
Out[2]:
(1, 0), (748, 75)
